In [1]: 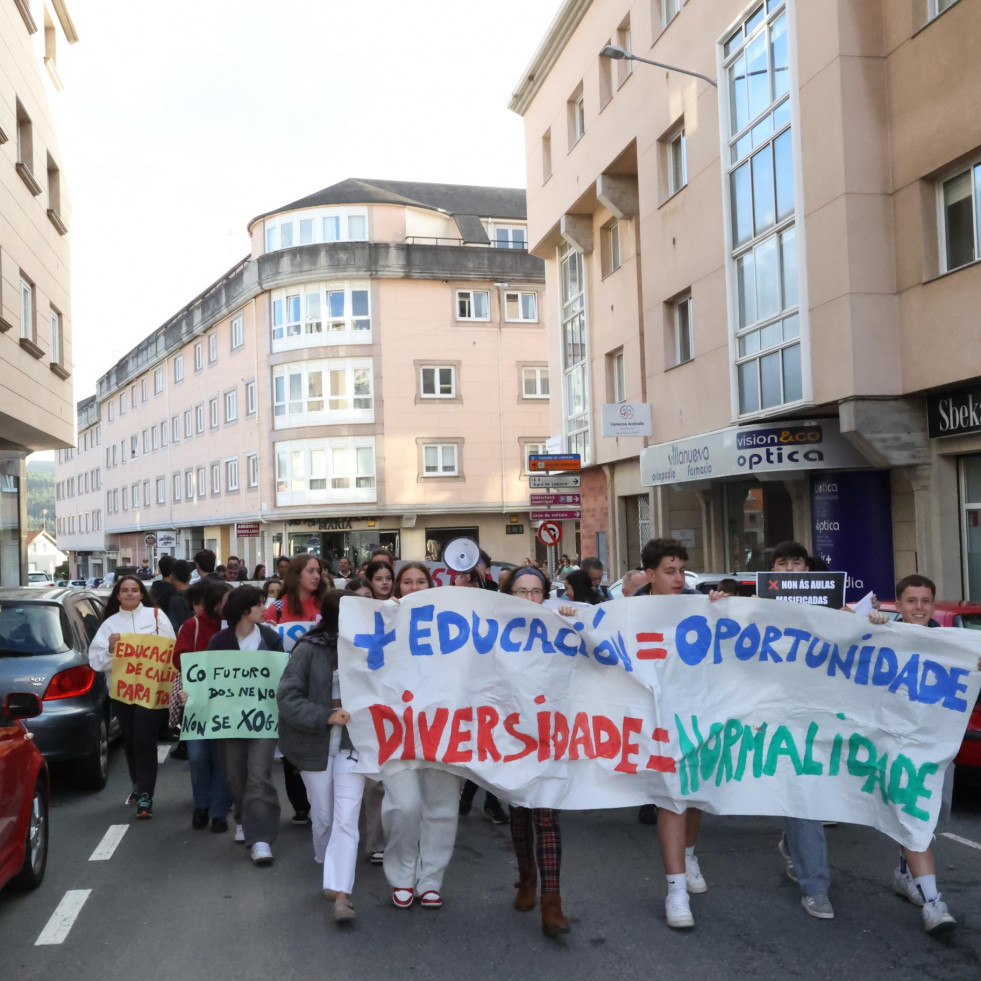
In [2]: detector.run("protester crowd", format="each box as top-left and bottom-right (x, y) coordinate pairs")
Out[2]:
(88, 539), (976, 936)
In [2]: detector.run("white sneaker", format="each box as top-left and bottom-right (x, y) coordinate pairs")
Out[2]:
(922, 896), (956, 935)
(234, 824), (245, 844)
(777, 835), (798, 883)
(892, 867), (923, 906)
(685, 854), (707, 893)
(665, 890), (694, 929)
(250, 841), (273, 865)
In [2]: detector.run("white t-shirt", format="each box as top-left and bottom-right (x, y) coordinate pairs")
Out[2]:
(238, 624), (262, 650)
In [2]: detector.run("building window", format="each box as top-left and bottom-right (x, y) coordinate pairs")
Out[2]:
(130, 435), (138, 457)
(107, 401), (114, 423)
(521, 366), (549, 399)
(248, 453), (259, 488)
(523, 440), (548, 476)
(931, 0), (961, 17)
(131, 384), (138, 407)
(120, 439), (127, 463)
(208, 398), (219, 429)
(231, 315), (244, 349)
(193, 342), (203, 372)
(184, 409), (192, 438)
(245, 380), (257, 415)
(15, 100), (35, 184)
(19, 275), (34, 341)
(132, 483), (140, 509)
(173, 473), (181, 502)
(422, 443), (460, 477)
(504, 291), (538, 322)
(208, 331), (217, 364)
(174, 354), (184, 383)
(616, 17), (633, 86)
(266, 207), (369, 254)
(599, 39), (614, 108)
(669, 294), (694, 366)
(155, 477), (165, 504)
(153, 367), (163, 394)
(140, 377), (148, 402)
(185, 470), (194, 499)
(49, 306), (62, 365)
(568, 84), (585, 148)
(151, 426), (159, 451)
(273, 359), (373, 428)
(608, 349), (626, 403)
(225, 389), (238, 422)
(419, 365), (457, 398)
(195, 404), (204, 434)
(274, 437), (377, 506)
(210, 463), (220, 495)
(159, 422), (167, 448)
(171, 416), (180, 443)
(724, 3), (801, 416)
(122, 487), (128, 511)
(941, 161), (981, 272)
(142, 429), (149, 453)
(493, 226), (527, 250)
(196, 466), (206, 498)
(271, 281), (371, 352)
(226, 458), (239, 492)
(669, 128), (687, 196)
(142, 480), (150, 508)
(456, 289), (489, 321)
(660, 0), (681, 32)
(542, 128), (552, 184)
(120, 392), (128, 416)
(561, 244), (591, 463)
(601, 220), (621, 277)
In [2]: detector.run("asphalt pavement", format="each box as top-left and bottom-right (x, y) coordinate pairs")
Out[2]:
(2, 745), (980, 981)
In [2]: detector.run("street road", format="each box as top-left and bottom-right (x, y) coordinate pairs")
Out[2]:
(2, 747), (980, 981)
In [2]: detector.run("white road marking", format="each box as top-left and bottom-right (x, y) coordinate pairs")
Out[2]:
(941, 832), (981, 852)
(35, 890), (92, 945)
(157, 744), (170, 763)
(89, 825), (128, 861)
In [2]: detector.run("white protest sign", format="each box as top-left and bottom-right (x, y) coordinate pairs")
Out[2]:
(275, 620), (317, 653)
(338, 589), (981, 852)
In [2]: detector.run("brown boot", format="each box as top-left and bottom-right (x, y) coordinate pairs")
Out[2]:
(540, 892), (570, 936)
(514, 866), (538, 911)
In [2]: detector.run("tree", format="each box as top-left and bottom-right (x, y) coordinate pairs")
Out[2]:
(26, 460), (56, 532)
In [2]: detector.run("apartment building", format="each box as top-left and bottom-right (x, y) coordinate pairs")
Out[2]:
(54, 395), (103, 578)
(0, 0), (77, 585)
(510, 0), (981, 600)
(58, 179), (549, 572)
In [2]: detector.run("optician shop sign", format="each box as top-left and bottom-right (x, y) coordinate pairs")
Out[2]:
(640, 419), (870, 487)
(927, 384), (981, 439)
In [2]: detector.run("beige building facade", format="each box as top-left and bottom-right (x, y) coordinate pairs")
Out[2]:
(57, 180), (550, 573)
(0, 0), (77, 585)
(511, 0), (981, 601)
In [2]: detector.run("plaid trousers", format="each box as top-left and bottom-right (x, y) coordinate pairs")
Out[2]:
(509, 806), (561, 893)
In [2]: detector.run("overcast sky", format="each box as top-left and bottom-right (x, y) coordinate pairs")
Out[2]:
(58, 0), (558, 403)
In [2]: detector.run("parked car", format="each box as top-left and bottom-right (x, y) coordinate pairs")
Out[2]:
(0, 587), (114, 790)
(67, 580), (88, 589)
(0, 692), (49, 892)
(85, 578), (102, 589)
(27, 572), (54, 587)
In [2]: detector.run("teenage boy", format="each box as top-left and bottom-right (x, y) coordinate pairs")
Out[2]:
(868, 575), (957, 934)
(636, 537), (704, 928)
(763, 542), (835, 921)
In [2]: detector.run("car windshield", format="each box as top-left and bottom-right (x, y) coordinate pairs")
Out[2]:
(0, 602), (72, 657)
(954, 614), (981, 630)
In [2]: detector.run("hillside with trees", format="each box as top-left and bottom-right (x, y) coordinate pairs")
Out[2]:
(26, 459), (56, 532)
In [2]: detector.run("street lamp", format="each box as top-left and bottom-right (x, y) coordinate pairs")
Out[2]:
(600, 44), (717, 89)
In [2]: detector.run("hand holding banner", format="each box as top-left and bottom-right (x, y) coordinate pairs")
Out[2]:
(338, 590), (981, 851)
(110, 633), (177, 708)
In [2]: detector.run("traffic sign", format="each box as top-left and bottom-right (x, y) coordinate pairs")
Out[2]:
(144, 534), (156, 546)
(528, 453), (581, 472)
(531, 509), (582, 521)
(530, 474), (581, 488)
(529, 493), (582, 506)
(536, 521), (562, 546)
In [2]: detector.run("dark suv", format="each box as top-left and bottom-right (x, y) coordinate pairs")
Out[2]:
(0, 587), (113, 790)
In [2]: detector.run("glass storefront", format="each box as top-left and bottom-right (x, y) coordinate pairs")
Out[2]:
(961, 456), (981, 601)
(424, 527), (479, 562)
(0, 455), (25, 587)
(724, 480), (794, 572)
(287, 529), (401, 573)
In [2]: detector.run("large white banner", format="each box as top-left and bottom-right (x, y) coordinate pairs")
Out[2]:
(338, 590), (981, 851)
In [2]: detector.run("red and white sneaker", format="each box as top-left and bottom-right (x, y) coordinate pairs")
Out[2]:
(392, 887), (414, 909)
(418, 890), (443, 909)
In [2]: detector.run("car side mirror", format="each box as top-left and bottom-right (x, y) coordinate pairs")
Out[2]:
(3, 692), (43, 720)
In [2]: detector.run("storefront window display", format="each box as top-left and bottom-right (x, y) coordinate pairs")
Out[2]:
(287, 530), (400, 573)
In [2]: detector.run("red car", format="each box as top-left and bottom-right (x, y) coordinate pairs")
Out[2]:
(875, 600), (981, 769)
(0, 692), (49, 892)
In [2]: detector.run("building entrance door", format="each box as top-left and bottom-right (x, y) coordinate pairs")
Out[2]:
(724, 481), (794, 572)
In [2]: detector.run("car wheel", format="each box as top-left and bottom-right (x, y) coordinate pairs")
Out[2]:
(11, 779), (48, 890)
(74, 714), (110, 791)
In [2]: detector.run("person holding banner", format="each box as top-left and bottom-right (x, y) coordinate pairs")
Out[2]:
(89, 575), (176, 818)
(278, 590), (364, 923)
(380, 565), (460, 911)
(265, 553), (325, 824)
(499, 566), (574, 937)
(173, 580), (233, 832)
(868, 574), (957, 935)
(209, 585), (286, 866)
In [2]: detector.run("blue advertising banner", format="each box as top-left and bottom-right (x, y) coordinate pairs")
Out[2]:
(810, 470), (895, 603)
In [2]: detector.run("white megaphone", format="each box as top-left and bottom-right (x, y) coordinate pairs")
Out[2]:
(443, 537), (481, 573)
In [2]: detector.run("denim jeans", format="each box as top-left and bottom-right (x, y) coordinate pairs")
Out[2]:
(188, 738), (231, 819)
